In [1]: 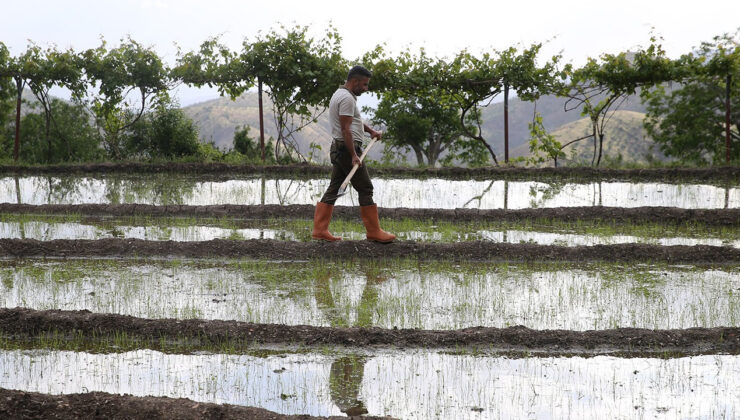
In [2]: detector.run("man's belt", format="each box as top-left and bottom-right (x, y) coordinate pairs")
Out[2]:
(333, 138), (364, 146)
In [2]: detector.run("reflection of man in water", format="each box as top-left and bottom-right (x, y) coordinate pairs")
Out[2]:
(314, 269), (386, 415)
(329, 355), (368, 416)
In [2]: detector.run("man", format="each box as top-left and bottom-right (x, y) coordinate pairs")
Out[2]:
(311, 65), (395, 243)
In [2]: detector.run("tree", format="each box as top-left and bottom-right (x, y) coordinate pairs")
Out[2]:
(21, 45), (86, 163)
(364, 48), (490, 167)
(81, 38), (171, 159)
(561, 36), (686, 166)
(239, 25), (347, 161)
(372, 89), (493, 167)
(232, 125), (260, 158)
(125, 99), (200, 159)
(13, 98), (101, 163)
(371, 88), (464, 166)
(527, 111), (564, 167)
(172, 37), (252, 98)
(0, 43), (85, 162)
(0, 41), (26, 161)
(374, 92), (452, 166)
(430, 50), (501, 165)
(496, 45), (565, 163)
(643, 31), (739, 164)
(373, 44), (561, 166)
(0, 44), (14, 158)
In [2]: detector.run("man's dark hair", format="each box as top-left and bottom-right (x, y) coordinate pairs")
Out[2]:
(347, 65), (372, 81)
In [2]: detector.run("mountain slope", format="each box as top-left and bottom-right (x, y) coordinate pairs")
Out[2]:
(182, 93), (335, 160)
(478, 91), (649, 157)
(183, 89), (663, 165)
(510, 110), (666, 164)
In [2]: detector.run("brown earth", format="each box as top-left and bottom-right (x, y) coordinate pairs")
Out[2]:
(2, 308), (739, 356)
(0, 388), (392, 420)
(1, 238), (738, 263)
(2, 203), (739, 226)
(1, 162), (739, 182)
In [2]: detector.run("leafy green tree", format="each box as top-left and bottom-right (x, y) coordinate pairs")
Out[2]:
(0, 44), (14, 159)
(561, 36), (686, 166)
(643, 32), (739, 164)
(23, 45), (86, 163)
(365, 48), (489, 167)
(125, 99), (200, 159)
(232, 125), (260, 158)
(496, 45), (565, 162)
(369, 44), (561, 166)
(371, 89), (462, 166)
(527, 111), (564, 167)
(239, 25), (346, 161)
(0, 41), (28, 161)
(172, 37), (251, 98)
(13, 98), (101, 163)
(442, 45), (562, 165)
(0, 43), (85, 162)
(81, 38), (171, 159)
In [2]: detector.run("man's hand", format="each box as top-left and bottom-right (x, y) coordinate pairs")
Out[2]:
(370, 129), (382, 140)
(352, 154), (362, 167)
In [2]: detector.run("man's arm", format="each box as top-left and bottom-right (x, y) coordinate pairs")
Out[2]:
(340, 115), (362, 167)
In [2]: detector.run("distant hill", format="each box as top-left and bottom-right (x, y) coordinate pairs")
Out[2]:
(510, 110), (667, 165)
(478, 91), (648, 157)
(183, 89), (667, 165)
(182, 93), (338, 162)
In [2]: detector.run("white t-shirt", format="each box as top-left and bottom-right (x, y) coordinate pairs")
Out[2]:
(329, 87), (364, 143)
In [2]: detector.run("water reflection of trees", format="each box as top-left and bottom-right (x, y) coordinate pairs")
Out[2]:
(313, 269), (387, 416)
(272, 176), (325, 206)
(462, 179), (497, 209)
(14, 176), (24, 239)
(103, 174), (197, 205)
(45, 176), (90, 204)
(273, 178), (300, 206)
(527, 181), (567, 209)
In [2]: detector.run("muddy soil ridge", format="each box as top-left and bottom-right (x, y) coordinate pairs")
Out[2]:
(1, 162), (739, 182)
(2, 308), (739, 356)
(0, 388), (391, 420)
(2, 203), (739, 226)
(1, 238), (738, 263)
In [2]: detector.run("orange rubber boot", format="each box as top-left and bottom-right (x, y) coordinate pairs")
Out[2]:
(360, 204), (396, 243)
(312, 202), (342, 241)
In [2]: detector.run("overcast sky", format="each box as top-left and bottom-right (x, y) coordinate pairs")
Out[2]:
(2, 0), (738, 106)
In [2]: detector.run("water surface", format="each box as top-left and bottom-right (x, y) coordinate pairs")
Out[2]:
(1, 349), (737, 419)
(3, 175), (737, 209)
(2, 260), (737, 330)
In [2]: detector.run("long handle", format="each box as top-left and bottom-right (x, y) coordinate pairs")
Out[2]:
(339, 137), (378, 190)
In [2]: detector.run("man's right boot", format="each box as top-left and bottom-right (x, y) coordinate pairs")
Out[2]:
(312, 202), (342, 241)
(360, 204), (396, 243)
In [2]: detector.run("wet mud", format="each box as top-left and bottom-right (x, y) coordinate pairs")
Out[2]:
(0, 238), (738, 263)
(0, 387), (389, 420)
(2, 203), (739, 226)
(1, 162), (738, 182)
(1, 308), (739, 356)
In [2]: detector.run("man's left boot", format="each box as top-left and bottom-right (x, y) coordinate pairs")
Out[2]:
(312, 202), (342, 241)
(360, 204), (396, 243)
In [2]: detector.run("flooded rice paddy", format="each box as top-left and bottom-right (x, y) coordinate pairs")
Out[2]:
(2, 175), (738, 209)
(1, 217), (737, 247)
(2, 168), (738, 418)
(2, 260), (737, 330)
(1, 348), (738, 419)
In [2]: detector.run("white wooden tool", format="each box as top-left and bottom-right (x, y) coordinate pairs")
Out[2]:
(336, 136), (379, 198)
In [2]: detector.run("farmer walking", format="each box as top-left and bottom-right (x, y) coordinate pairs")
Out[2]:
(311, 65), (395, 243)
